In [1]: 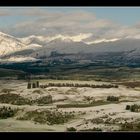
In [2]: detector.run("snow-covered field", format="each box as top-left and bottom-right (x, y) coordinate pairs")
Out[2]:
(0, 79), (140, 132)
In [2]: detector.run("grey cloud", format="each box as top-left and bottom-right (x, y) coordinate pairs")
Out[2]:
(2, 9), (140, 42)
(0, 9), (12, 16)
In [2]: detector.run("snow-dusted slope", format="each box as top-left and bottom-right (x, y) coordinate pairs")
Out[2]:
(18, 35), (47, 46)
(0, 32), (29, 57)
(89, 38), (140, 52)
(30, 38), (90, 58)
(30, 38), (140, 57)
(27, 44), (42, 50)
(16, 34), (140, 59)
(0, 56), (38, 63)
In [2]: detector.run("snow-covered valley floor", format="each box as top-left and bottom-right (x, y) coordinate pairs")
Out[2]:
(0, 80), (140, 132)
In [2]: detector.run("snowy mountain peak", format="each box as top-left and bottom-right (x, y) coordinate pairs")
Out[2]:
(18, 33), (92, 45)
(0, 31), (20, 42)
(48, 38), (74, 44)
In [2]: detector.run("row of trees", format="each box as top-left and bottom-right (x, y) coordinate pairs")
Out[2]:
(40, 83), (118, 88)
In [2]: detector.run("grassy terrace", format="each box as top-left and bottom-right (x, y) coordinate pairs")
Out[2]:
(0, 93), (52, 105)
(57, 95), (131, 108)
(17, 109), (75, 125)
(119, 122), (140, 131)
(56, 100), (128, 108)
(117, 81), (140, 88)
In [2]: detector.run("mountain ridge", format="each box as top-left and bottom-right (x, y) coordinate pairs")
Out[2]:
(1, 31), (140, 64)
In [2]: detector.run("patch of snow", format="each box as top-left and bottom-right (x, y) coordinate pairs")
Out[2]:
(1, 56), (38, 63)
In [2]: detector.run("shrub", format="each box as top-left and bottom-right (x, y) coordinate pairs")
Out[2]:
(17, 109), (75, 125)
(34, 95), (52, 104)
(126, 105), (131, 110)
(130, 104), (140, 112)
(125, 104), (140, 112)
(0, 93), (31, 105)
(0, 106), (17, 119)
(120, 122), (140, 131)
(80, 128), (102, 131)
(67, 127), (77, 131)
(0, 93), (52, 106)
(107, 96), (119, 102)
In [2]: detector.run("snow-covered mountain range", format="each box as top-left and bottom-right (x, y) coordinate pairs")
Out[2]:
(0, 31), (140, 63)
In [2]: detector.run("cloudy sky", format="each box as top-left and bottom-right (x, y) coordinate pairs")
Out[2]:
(0, 7), (140, 43)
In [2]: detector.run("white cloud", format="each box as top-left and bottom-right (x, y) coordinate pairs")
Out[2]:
(1, 8), (140, 44)
(86, 38), (120, 44)
(1, 10), (110, 37)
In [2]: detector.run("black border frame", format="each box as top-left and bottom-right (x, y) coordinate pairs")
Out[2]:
(0, 0), (140, 6)
(0, 0), (140, 139)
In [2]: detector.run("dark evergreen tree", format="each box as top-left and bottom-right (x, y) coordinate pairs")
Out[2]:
(27, 82), (31, 89)
(32, 83), (36, 88)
